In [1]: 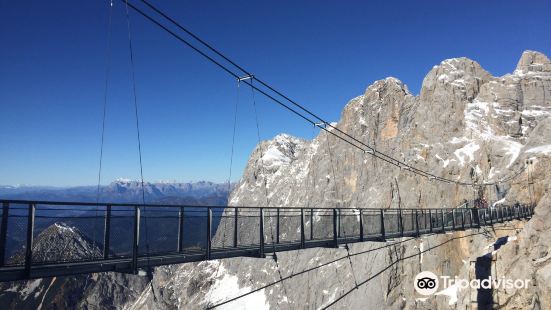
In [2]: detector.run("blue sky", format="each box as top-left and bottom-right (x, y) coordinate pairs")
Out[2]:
(1, 0), (550, 186)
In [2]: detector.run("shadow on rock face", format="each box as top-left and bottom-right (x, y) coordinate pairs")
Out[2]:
(475, 255), (493, 309)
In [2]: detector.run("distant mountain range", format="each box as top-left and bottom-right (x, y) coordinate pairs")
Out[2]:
(0, 179), (233, 205)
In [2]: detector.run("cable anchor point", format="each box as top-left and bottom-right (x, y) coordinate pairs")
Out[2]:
(237, 74), (254, 82)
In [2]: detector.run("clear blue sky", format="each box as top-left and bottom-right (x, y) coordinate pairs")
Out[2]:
(1, 0), (550, 186)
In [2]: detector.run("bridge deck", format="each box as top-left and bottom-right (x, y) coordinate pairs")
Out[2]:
(0, 199), (533, 282)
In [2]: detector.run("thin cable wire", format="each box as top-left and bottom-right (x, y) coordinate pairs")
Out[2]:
(124, 2), (155, 296)
(221, 81), (240, 248)
(92, 0), (114, 257)
(248, 78), (291, 308)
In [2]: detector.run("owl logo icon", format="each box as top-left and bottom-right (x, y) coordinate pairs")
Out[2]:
(414, 271), (439, 295)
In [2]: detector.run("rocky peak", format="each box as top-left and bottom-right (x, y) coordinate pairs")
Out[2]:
(515, 50), (551, 74)
(0, 222), (147, 309)
(363, 77), (410, 101)
(258, 134), (306, 169)
(8, 222), (102, 265)
(421, 57), (492, 98)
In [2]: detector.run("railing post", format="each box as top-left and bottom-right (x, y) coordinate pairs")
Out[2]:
(489, 208), (493, 225)
(428, 209), (433, 233)
(415, 210), (419, 237)
(259, 208), (264, 258)
(0, 202), (9, 267)
(469, 208), (474, 228)
(207, 208), (212, 259)
(132, 206), (140, 274)
(234, 207), (238, 248)
(359, 209), (364, 242)
(103, 205), (111, 259)
(310, 208), (314, 240)
(380, 209), (386, 241)
(177, 207), (183, 252)
(440, 209), (445, 232)
(333, 209), (338, 247)
(399, 209), (403, 237)
(452, 210), (456, 231)
(461, 209), (465, 230)
(337, 209), (341, 238)
(25, 204), (35, 277)
(300, 208), (306, 249)
(276, 208), (280, 244)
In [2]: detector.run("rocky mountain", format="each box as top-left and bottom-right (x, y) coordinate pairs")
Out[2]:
(122, 50), (551, 309)
(0, 180), (231, 205)
(0, 222), (148, 310)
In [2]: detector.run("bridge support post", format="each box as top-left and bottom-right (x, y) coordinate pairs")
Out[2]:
(359, 209), (364, 242)
(440, 209), (445, 233)
(452, 210), (456, 231)
(333, 209), (338, 247)
(300, 208), (305, 249)
(380, 209), (386, 241)
(337, 209), (341, 238)
(310, 208), (314, 241)
(234, 207), (238, 248)
(0, 202), (9, 267)
(103, 205), (111, 259)
(415, 210), (419, 237)
(461, 209), (465, 230)
(207, 208), (212, 260)
(177, 207), (183, 252)
(259, 208), (264, 258)
(398, 209), (403, 237)
(276, 208), (280, 244)
(132, 206), (140, 275)
(24, 204), (35, 278)
(428, 209), (433, 233)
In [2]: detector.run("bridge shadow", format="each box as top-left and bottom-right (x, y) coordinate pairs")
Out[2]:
(475, 235), (509, 309)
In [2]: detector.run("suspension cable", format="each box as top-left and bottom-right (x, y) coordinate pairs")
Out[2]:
(247, 78), (291, 308)
(124, 1), (155, 292)
(120, 0), (526, 188)
(93, 0), (114, 257)
(220, 80), (241, 248)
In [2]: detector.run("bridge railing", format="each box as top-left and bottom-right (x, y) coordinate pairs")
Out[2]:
(0, 200), (534, 277)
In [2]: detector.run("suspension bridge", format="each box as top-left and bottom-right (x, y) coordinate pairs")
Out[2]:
(0, 0), (538, 286)
(0, 199), (534, 282)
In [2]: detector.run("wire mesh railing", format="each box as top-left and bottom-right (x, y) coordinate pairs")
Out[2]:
(0, 199), (534, 280)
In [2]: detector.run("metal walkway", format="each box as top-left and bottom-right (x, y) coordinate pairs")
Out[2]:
(0, 199), (533, 282)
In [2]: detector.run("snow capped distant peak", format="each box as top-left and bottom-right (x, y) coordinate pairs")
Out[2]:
(114, 178), (135, 184)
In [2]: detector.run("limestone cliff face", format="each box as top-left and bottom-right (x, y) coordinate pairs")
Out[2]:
(126, 51), (551, 309)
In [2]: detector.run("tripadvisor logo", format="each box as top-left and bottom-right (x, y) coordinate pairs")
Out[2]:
(414, 271), (439, 295)
(414, 271), (531, 296)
